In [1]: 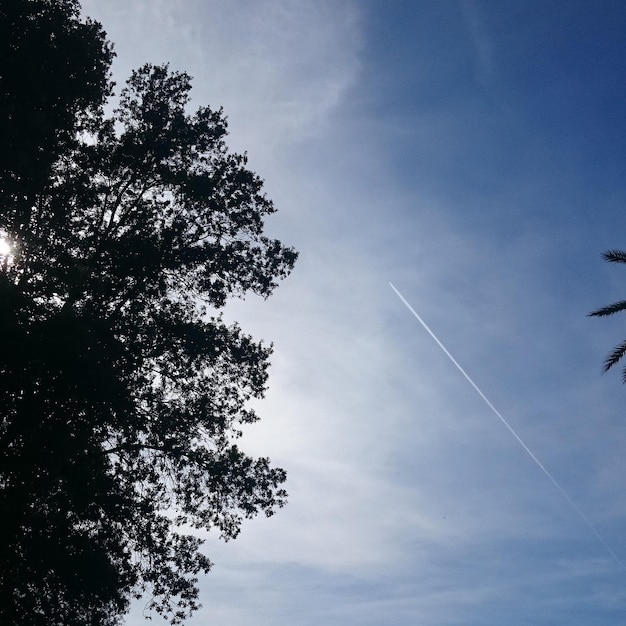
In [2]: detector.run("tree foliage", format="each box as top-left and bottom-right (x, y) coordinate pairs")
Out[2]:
(0, 3), (296, 625)
(0, 0), (113, 209)
(589, 250), (626, 382)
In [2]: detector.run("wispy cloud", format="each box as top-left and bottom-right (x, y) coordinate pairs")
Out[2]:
(83, 0), (362, 156)
(79, 2), (626, 624)
(459, 0), (495, 86)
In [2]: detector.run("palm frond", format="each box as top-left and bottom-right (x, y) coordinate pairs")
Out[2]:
(603, 249), (626, 264)
(589, 300), (626, 317)
(603, 339), (626, 373)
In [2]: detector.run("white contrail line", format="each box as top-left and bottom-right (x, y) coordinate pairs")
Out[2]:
(389, 282), (625, 570)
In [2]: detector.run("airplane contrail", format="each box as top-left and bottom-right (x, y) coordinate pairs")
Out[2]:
(389, 282), (625, 570)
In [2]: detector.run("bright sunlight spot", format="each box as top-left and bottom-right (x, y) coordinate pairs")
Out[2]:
(0, 237), (11, 256)
(0, 231), (14, 266)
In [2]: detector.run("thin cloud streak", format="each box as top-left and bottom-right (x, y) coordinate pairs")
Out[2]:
(389, 282), (626, 572)
(459, 0), (495, 86)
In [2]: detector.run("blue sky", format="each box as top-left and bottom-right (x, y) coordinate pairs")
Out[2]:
(81, 1), (626, 624)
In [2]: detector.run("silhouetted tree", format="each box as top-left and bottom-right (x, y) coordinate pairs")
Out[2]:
(0, 5), (296, 625)
(589, 250), (626, 381)
(0, 0), (113, 210)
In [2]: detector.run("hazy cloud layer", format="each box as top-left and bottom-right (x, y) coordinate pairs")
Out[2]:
(81, 2), (626, 624)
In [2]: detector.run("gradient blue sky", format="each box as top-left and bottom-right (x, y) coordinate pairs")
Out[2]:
(81, 1), (626, 624)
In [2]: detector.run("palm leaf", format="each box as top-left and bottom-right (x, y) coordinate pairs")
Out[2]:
(603, 249), (626, 264)
(603, 339), (626, 373)
(589, 300), (626, 317)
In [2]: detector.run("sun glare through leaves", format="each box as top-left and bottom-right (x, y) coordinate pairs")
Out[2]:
(0, 232), (13, 266)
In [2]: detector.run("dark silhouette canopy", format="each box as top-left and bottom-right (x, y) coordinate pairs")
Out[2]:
(0, 2), (297, 624)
